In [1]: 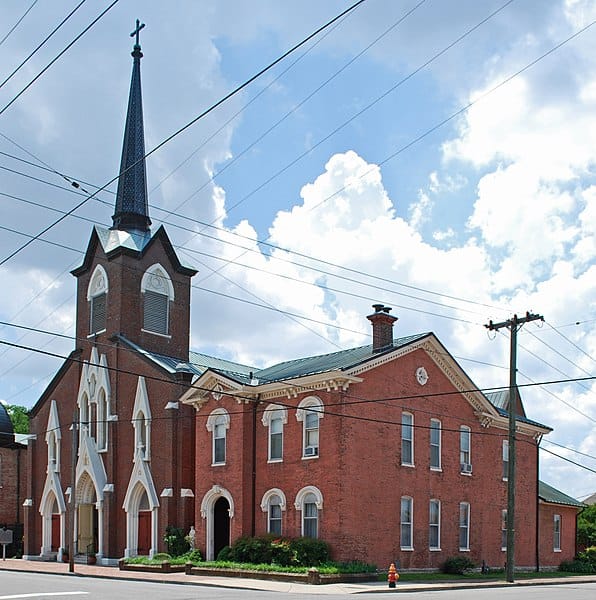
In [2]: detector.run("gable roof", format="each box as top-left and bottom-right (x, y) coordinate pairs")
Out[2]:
(539, 480), (585, 508)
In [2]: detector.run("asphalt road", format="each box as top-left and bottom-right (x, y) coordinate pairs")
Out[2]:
(1, 572), (596, 599)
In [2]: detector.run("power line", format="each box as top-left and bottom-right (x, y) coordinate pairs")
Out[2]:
(0, 0), (368, 267)
(0, 0), (120, 117)
(0, 0), (88, 91)
(0, 0), (39, 47)
(544, 320), (596, 367)
(540, 445), (596, 476)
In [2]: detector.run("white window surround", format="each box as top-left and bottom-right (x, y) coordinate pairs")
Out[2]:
(206, 408), (230, 466)
(87, 265), (108, 335)
(554, 514), (561, 552)
(294, 486), (323, 511)
(296, 397), (324, 459)
(87, 264), (109, 300)
(401, 412), (414, 466)
(400, 496), (413, 550)
(502, 440), (509, 481)
(200, 485), (235, 561)
(429, 499), (441, 550)
(260, 488), (287, 535)
(261, 404), (287, 462)
(459, 502), (470, 551)
(141, 263), (175, 299)
(460, 426), (472, 474)
(132, 377), (151, 462)
(430, 419), (441, 471)
(46, 400), (62, 473)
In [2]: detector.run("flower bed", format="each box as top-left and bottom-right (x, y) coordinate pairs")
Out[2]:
(118, 559), (186, 574)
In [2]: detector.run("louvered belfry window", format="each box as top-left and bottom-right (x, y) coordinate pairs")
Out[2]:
(90, 293), (107, 333)
(143, 290), (169, 335)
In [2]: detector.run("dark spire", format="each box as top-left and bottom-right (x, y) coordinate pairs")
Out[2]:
(112, 20), (151, 233)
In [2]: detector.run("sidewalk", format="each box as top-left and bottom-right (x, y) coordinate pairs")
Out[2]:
(1, 559), (596, 594)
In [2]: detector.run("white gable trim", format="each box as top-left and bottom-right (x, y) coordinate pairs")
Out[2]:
(75, 431), (107, 502)
(87, 264), (108, 300)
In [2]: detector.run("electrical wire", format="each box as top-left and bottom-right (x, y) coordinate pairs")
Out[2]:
(0, 0), (88, 91)
(0, 1), (120, 117)
(0, 0), (39, 47)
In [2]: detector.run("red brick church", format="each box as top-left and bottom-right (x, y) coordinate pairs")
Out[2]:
(23, 28), (582, 570)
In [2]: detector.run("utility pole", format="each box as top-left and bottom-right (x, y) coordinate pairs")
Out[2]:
(485, 312), (543, 583)
(69, 411), (79, 574)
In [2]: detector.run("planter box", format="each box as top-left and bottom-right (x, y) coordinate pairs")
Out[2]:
(118, 559), (186, 574)
(185, 564), (377, 585)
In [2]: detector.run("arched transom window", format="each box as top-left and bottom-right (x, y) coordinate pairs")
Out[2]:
(87, 265), (108, 334)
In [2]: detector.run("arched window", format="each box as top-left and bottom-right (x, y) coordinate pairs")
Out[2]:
(295, 486), (323, 539)
(96, 388), (108, 451)
(296, 397), (324, 459)
(87, 265), (108, 334)
(206, 408), (230, 466)
(261, 489), (287, 535)
(79, 392), (89, 446)
(261, 404), (287, 462)
(141, 264), (174, 336)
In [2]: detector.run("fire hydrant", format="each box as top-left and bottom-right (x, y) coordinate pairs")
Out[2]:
(388, 562), (399, 588)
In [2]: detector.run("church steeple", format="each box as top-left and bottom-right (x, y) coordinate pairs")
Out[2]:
(112, 20), (151, 233)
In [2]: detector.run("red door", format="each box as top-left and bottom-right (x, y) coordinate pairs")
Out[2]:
(51, 515), (60, 552)
(137, 511), (151, 555)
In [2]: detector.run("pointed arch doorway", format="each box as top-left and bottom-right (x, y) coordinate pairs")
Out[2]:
(77, 473), (99, 556)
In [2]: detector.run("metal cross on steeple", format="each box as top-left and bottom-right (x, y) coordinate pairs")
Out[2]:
(130, 19), (145, 48)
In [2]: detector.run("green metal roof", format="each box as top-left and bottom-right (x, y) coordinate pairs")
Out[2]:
(539, 480), (585, 508)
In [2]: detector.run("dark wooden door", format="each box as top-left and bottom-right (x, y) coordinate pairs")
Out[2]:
(137, 511), (151, 555)
(51, 514), (60, 552)
(213, 497), (230, 560)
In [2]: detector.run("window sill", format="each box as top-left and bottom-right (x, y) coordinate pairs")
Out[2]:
(401, 463), (415, 468)
(460, 472), (472, 476)
(554, 549), (562, 553)
(430, 467), (442, 472)
(141, 328), (172, 339)
(267, 458), (283, 464)
(211, 462), (226, 467)
(301, 455), (319, 461)
(400, 547), (414, 552)
(459, 548), (470, 552)
(87, 329), (106, 338)
(430, 548), (442, 552)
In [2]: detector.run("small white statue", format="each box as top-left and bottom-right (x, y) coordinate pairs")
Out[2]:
(188, 525), (196, 550)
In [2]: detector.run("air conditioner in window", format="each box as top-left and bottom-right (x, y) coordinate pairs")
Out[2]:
(304, 446), (318, 457)
(460, 462), (473, 474)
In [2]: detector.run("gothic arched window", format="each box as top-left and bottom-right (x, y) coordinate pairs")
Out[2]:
(87, 265), (108, 334)
(141, 264), (174, 336)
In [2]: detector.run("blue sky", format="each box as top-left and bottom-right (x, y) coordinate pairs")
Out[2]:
(0, 0), (595, 500)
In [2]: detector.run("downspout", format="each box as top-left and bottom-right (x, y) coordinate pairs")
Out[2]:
(250, 393), (259, 537)
(535, 435), (541, 572)
(16, 447), (21, 524)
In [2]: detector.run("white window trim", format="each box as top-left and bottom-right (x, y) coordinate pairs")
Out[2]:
(295, 486), (323, 538)
(460, 425), (472, 474)
(502, 439), (509, 481)
(501, 509), (507, 551)
(430, 418), (441, 471)
(206, 408), (230, 466)
(459, 502), (470, 551)
(400, 496), (414, 550)
(262, 404), (287, 463)
(554, 514), (562, 552)
(429, 499), (441, 551)
(296, 396), (323, 459)
(401, 412), (414, 466)
(141, 263), (174, 337)
(260, 488), (287, 535)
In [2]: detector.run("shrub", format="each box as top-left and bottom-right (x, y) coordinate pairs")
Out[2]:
(152, 552), (171, 562)
(216, 546), (233, 561)
(228, 536), (273, 564)
(441, 556), (475, 574)
(163, 526), (190, 557)
(559, 559), (595, 573)
(289, 537), (331, 567)
(578, 546), (596, 567)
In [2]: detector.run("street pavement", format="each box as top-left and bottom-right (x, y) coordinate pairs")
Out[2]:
(1, 559), (596, 595)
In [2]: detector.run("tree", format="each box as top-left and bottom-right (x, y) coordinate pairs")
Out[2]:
(6, 404), (29, 434)
(578, 504), (596, 549)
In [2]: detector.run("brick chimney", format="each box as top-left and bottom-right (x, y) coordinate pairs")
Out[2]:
(367, 304), (398, 353)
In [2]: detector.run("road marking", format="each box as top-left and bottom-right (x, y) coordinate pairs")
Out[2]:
(0, 593), (89, 599)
